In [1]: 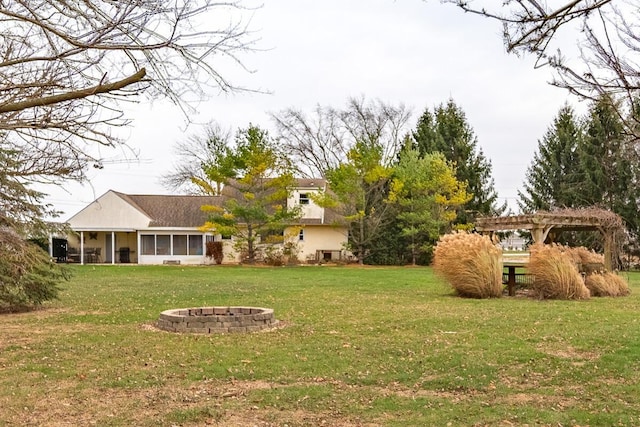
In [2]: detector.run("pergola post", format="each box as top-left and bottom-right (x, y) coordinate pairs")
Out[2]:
(602, 230), (614, 271)
(530, 225), (554, 244)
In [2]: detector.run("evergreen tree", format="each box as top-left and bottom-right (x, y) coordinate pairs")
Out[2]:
(200, 125), (301, 264)
(579, 96), (640, 243)
(413, 99), (503, 225)
(518, 105), (583, 212)
(519, 96), (640, 253)
(390, 147), (470, 265)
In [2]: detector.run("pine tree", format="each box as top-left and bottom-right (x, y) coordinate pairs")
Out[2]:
(518, 105), (583, 212)
(200, 125), (301, 264)
(391, 147), (470, 265)
(579, 96), (640, 244)
(413, 99), (503, 225)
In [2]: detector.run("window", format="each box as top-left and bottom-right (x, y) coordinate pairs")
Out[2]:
(299, 193), (310, 205)
(173, 235), (187, 255)
(188, 235), (203, 255)
(141, 235), (155, 255)
(139, 233), (204, 256)
(299, 229), (304, 241)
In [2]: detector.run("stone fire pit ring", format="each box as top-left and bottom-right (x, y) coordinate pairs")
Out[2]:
(157, 306), (278, 334)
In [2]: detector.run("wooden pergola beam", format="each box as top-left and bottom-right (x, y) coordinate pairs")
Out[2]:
(475, 211), (622, 271)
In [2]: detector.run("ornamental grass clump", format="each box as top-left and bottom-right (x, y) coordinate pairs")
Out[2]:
(433, 231), (502, 298)
(585, 272), (630, 297)
(565, 246), (606, 274)
(528, 244), (590, 300)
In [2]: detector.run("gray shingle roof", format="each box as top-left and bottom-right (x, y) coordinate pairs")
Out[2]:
(114, 192), (224, 227)
(111, 179), (339, 228)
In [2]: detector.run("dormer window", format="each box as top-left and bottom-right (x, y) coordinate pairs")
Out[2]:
(299, 193), (310, 205)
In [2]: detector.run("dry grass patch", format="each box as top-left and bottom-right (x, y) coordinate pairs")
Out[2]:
(528, 244), (590, 300)
(433, 232), (502, 298)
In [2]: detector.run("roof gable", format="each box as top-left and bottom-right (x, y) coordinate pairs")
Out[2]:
(67, 190), (152, 230)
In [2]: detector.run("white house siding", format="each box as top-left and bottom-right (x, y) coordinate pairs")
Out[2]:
(68, 191), (150, 230)
(289, 225), (348, 262)
(288, 187), (325, 221)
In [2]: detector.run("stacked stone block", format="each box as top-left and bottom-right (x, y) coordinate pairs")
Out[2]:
(157, 306), (277, 333)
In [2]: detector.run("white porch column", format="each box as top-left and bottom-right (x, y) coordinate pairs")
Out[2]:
(80, 231), (85, 265)
(111, 231), (116, 265)
(48, 234), (53, 258)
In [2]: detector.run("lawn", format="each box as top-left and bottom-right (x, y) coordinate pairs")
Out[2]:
(2, 265), (640, 426)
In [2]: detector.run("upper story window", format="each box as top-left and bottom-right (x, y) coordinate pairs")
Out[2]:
(299, 193), (310, 205)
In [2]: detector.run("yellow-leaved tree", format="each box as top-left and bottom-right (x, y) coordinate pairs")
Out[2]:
(199, 125), (300, 264)
(390, 147), (471, 265)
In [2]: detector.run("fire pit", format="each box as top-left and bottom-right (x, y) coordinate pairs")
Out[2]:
(157, 306), (278, 334)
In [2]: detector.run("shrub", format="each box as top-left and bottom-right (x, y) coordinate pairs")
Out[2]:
(0, 227), (69, 310)
(528, 244), (590, 300)
(206, 241), (224, 265)
(606, 272), (631, 296)
(263, 245), (284, 266)
(433, 231), (503, 298)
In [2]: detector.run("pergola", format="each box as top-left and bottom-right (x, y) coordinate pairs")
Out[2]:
(475, 209), (624, 271)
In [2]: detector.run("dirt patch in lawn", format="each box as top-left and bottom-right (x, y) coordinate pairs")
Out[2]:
(2, 378), (380, 426)
(536, 343), (601, 361)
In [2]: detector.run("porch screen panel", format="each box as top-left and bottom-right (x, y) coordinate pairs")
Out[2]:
(156, 235), (170, 255)
(141, 235), (155, 255)
(188, 235), (203, 255)
(173, 235), (187, 255)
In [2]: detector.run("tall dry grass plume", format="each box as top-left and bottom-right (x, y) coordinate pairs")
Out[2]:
(564, 246), (605, 274)
(528, 244), (590, 300)
(433, 231), (503, 298)
(585, 272), (630, 297)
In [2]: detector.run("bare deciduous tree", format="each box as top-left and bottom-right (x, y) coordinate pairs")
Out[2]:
(0, 1), (255, 308)
(446, 1), (639, 105)
(271, 97), (412, 178)
(0, 0), (256, 235)
(0, 1), (255, 191)
(161, 121), (234, 195)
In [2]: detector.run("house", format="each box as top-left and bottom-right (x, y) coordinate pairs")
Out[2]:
(62, 179), (348, 265)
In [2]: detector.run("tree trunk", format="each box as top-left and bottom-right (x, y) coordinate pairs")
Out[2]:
(358, 217), (365, 265)
(247, 224), (255, 264)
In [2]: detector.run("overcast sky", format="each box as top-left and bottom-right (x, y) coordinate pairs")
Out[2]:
(46, 0), (586, 220)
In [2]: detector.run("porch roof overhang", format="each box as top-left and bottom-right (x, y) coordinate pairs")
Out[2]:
(73, 227), (137, 232)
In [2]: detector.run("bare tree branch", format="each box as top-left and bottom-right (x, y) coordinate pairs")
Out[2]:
(0, 68), (146, 113)
(271, 97), (412, 178)
(0, 0), (256, 231)
(445, 0), (640, 134)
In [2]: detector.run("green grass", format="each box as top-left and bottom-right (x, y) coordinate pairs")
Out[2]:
(2, 265), (640, 426)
